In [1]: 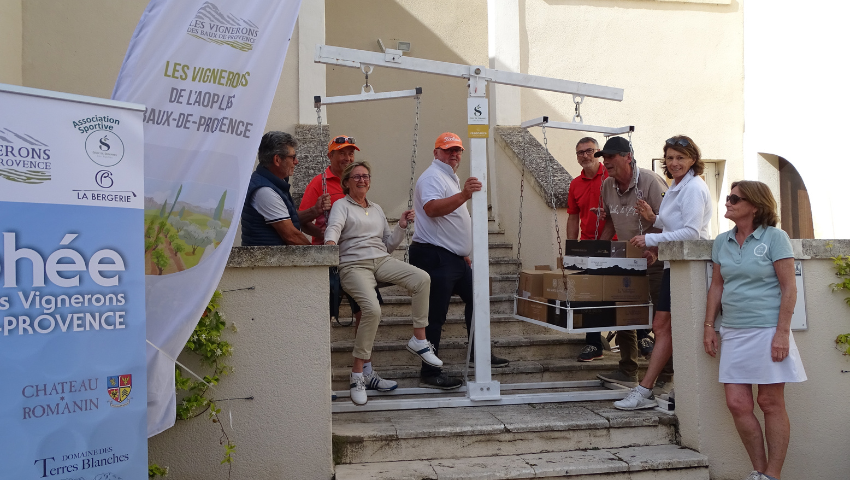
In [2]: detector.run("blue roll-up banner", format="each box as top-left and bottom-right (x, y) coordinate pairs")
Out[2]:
(0, 84), (147, 479)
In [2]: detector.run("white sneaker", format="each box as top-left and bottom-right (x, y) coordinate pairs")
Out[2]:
(744, 471), (768, 480)
(613, 387), (657, 410)
(364, 371), (398, 392)
(350, 374), (367, 405)
(406, 338), (443, 367)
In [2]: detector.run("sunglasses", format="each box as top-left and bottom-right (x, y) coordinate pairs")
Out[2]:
(666, 137), (691, 148)
(726, 194), (748, 205)
(333, 136), (356, 145)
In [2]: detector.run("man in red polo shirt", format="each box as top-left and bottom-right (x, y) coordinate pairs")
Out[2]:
(566, 136), (616, 362)
(300, 134), (359, 244)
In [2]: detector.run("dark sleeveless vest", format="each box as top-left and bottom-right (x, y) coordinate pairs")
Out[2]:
(241, 166), (301, 246)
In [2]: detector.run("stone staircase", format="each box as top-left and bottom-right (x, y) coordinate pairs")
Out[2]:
(330, 216), (627, 391)
(332, 402), (708, 479)
(329, 216), (708, 478)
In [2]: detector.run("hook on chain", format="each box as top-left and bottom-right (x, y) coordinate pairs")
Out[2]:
(361, 64), (374, 95)
(572, 95), (584, 124)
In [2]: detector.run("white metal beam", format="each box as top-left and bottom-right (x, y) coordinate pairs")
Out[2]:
(314, 87), (422, 107)
(315, 45), (624, 101)
(521, 116), (634, 137)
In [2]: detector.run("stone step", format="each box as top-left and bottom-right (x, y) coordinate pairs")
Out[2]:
(330, 313), (563, 343)
(339, 294), (515, 318)
(331, 357), (644, 390)
(332, 334), (598, 367)
(331, 401), (680, 465)
(334, 444), (709, 479)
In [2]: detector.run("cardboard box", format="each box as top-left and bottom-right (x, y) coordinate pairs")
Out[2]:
(542, 270), (604, 302)
(517, 296), (548, 322)
(603, 276), (650, 302)
(549, 300), (617, 329)
(626, 243), (645, 259)
(561, 256), (647, 276)
(518, 269), (548, 298)
(563, 240), (627, 258)
(615, 302), (651, 326)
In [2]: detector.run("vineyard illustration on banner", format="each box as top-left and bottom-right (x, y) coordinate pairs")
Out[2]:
(144, 179), (233, 275)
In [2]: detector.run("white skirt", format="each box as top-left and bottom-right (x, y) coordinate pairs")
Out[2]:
(718, 326), (807, 384)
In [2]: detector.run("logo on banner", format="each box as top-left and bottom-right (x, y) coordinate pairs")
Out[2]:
(107, 374), (132, 406)
(86, 131), (125, 167)
(187, 2), (260, 52)
(0, 128), (51, 184)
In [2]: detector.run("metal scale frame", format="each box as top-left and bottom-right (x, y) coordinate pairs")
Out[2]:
(315, 45), (634, 413)
(512, 114), (654, 335)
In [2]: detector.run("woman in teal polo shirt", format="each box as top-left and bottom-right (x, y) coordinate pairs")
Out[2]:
(704, 180), (806, 480)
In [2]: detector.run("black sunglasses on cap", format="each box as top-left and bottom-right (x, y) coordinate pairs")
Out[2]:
(333, 136), (356, 145)
(666, 137), (691, 148)
(726, 194), (748, 205)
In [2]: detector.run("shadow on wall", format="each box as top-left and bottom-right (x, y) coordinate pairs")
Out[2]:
(324, 0), (488, 216)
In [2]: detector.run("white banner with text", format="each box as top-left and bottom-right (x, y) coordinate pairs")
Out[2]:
(112, 0), (301, 436)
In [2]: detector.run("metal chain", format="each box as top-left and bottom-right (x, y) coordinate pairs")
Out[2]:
(404, 94), (421, 263)
(318, 103), (353, 327)
(593, 183), (604, 240)
(540, 125), (568, 307)
(316, 105), (331, 225)
(514, 129), (527, 303)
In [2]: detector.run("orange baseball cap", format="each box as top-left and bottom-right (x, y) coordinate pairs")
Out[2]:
(434, 132), (464, 150)
(328, 135), (360, 153)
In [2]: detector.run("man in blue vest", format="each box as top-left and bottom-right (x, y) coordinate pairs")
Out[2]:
(241, 131), (330, 246)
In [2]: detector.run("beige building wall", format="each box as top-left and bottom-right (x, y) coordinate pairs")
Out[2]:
(324, 0), (489, 215)
(320, 0), (743, 225)
(521, 0), (743, 194)
(18, 0), (299, 137)
(0, 0), (22, 85)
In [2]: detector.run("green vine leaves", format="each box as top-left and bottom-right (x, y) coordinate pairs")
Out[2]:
(175, 290), (237, 472)
(830, 254), (850, 355)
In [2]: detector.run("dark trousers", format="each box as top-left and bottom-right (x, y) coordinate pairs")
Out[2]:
(409, 242), (473, 377)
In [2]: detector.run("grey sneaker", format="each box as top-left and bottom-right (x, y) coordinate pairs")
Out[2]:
(349, 374), (367, 405)
(652, 380), (674, 396)
(597, 371), (638, 388)
(613, 386), (657, 410)
(744, 471), (770, 480)
(364, 371), (398, 392)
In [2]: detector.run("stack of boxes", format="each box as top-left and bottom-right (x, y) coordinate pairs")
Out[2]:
(515, 240), (652, 331)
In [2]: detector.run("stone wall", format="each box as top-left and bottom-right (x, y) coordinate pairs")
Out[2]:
(148, 246), (337, 480)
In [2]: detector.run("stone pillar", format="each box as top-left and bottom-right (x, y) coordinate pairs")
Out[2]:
(148, 245), (338, 480)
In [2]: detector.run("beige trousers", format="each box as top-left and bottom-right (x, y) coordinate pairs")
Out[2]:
(339, 255), (430, 360)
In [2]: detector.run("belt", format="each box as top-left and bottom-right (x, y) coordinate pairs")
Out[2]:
(411, 241), (462, 257)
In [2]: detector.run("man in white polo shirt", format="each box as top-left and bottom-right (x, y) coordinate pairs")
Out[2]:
(409, 132), (509, 390)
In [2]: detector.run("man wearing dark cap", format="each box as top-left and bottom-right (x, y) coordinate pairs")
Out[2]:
(241, 131), (329, 246)
(409, 132), (509, 390)
(594, 136), (674, 394)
